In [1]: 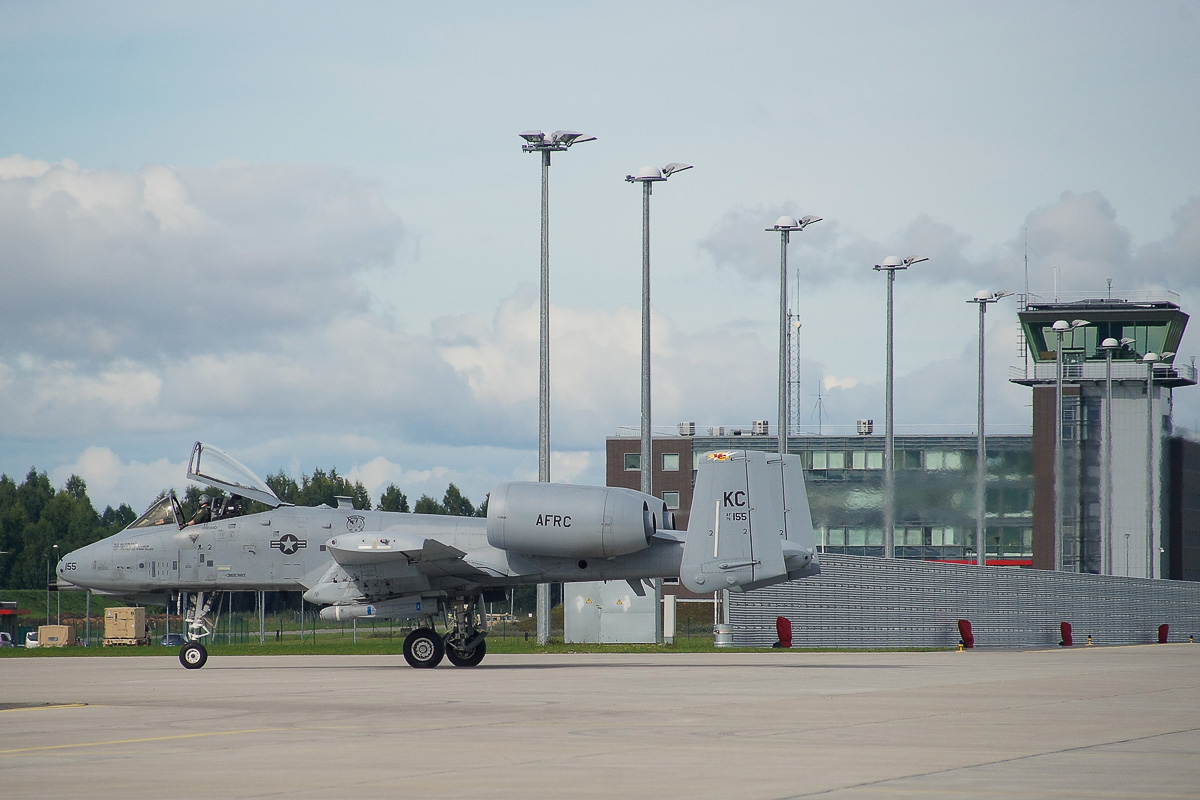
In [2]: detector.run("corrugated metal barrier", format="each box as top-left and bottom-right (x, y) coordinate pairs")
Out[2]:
(729, 554), (1200, 648)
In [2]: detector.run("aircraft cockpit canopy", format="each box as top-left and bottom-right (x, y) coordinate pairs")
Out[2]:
(187, 441), (283, 508)
(127, 493), (185, 531)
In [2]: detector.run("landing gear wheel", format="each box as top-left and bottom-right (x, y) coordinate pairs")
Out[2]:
(179, 642), (207, 669)
(445, 638), (486, 668)
(403, 628), (444, 668)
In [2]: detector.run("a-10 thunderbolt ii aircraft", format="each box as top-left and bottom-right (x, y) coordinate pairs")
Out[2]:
(59, 442), (819, 669)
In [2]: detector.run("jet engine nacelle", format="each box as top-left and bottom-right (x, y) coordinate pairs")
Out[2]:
(486, 482), (664, 558)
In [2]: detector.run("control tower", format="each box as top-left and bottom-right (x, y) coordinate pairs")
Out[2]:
(1010, 292), (1196, 577)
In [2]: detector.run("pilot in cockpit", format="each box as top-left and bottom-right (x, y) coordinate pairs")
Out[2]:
(186, 495), (212, 526)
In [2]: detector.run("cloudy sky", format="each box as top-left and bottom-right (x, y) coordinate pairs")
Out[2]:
(2, 2), (1199, 513)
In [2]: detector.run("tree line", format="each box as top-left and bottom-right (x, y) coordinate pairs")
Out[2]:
(0, 466), (488, 590)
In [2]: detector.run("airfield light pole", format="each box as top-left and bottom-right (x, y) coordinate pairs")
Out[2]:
(627, 163), (691, 648)
(47, 544), (59, 625)
(520, 129), (595, 645)
(873, 256), (927, 559)
(626, 163), (692, 497)
(1099, 337), (1133, 574)
(767, 215), (821, 455)
(1052, 319), (1088, 572)
(1143, 351), (1173, 579)
(967, 290), (1011, 566)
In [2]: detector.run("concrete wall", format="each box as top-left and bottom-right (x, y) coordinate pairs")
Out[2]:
(728, 553), (1200, 648)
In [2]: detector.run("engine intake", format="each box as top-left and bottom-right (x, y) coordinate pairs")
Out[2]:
(487, 482), (658, 558)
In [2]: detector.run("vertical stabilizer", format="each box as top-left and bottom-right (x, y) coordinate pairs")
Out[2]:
(680, 450), (818, 594)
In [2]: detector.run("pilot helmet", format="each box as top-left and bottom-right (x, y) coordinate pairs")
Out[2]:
(199, 494), (211, 506)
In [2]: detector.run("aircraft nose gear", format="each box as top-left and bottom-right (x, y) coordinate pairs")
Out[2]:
(179, 641), (208, 669)
(441, 596), (488, 668)
(403, 628), (444, 668)
(175, 591), (215, 669)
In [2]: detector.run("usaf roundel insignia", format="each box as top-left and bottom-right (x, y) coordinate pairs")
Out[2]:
(271, 533), (307, 556)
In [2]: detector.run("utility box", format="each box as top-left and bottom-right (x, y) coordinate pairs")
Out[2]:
(37, 624), (74, 647)
(104, 607), (149, 646)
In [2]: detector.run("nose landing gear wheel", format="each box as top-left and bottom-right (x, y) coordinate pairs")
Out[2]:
(179, 641), (208, 669)
(403, 628), (444, 668)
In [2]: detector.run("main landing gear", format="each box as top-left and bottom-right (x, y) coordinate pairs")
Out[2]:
(402, 596), (487, 669)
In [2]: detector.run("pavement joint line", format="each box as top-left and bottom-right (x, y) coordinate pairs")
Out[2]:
(0, 703), (89, 713)
(0, 727), (291, 756)
(773, 725), (1200, 799)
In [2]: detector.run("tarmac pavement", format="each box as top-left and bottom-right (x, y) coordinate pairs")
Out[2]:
(2, 645), (1198, 799)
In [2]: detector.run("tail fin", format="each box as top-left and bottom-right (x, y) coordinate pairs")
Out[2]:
(680, 450), (818, 593)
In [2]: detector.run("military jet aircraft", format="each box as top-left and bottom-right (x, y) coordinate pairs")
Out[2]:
(59, 442), (818, 669)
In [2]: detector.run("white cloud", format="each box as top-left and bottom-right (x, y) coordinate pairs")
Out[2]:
(50, 447), (183, 512)
(2, 150), (1198, 513)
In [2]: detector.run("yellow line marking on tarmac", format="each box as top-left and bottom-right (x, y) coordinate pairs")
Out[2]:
(0, 728), (289, 756)
(0, 703), (89, 713)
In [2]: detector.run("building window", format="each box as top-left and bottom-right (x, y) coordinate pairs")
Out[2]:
(662, 491), (680, 509)
(866, 451), (883, 469)
(624, 453), (640, 471)
(662, 453), (680, 471)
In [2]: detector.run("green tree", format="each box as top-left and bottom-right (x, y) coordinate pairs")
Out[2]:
(442, 484), (475, 517)
(413, 494), (445, 515)
(266, 471), (300, 505)
(476, 493), (489, 518)
(378, 484), (409, 512)
(100, 503), (137, 532)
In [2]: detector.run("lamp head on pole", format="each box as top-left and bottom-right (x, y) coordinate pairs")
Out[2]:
(968, 290), (1013, 305)
(874, 255), (927, 273)
(521, 129), (596, 153)
(626, 163), (692, 183)
(766, 214), (822, 233)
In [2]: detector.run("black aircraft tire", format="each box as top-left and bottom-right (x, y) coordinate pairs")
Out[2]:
(403, 628), (445, 668)
(179, 642), (207, 669)
(445, 638), (486, 668)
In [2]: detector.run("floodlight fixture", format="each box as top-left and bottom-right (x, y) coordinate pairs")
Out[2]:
(626, 163), (692, 184)
(875, 255), (928, 274)
(521, 129), (596, 153)
(767, 214), (822, 233)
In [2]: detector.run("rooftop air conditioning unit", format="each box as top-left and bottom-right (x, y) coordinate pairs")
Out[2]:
(857, 419), (874, 435)
(752, 420), (769, 436)
(677, 422), (696, 436)
(708, 426), (725, 436)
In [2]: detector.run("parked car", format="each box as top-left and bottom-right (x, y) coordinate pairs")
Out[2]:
(160, 633), (186, 647)
(0, 632), (13, 647)
(25, 631), (39, 648)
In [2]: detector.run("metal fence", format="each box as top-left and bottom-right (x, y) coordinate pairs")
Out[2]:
(728, 553), (1200, 648)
